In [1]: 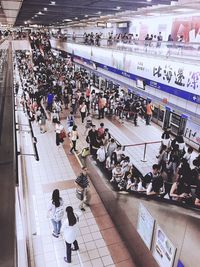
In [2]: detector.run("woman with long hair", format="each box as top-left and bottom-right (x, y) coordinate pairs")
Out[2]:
(47, 189), (64, 238)
(63, 206), (79, 263)
(70, 125), (79, 153)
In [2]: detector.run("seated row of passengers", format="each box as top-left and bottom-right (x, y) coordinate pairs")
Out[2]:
(89, 126), (200, 207)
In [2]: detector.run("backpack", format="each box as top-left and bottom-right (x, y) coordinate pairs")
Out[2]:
(53, 205), (64, 222)
(97, 127), (105, 138)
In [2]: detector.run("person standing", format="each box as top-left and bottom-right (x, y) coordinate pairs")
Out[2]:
(39, 112), (47, 133)
(70, 125), (79, 153)
(86, 124), (98, 155)
(55, 121), (64, 147)
(47, 189), (64, 238)
(79, 101), (87, 123)
(75, 167), (91, 211)
(62, 206), (79, 263)
(146, 100), (153, 125)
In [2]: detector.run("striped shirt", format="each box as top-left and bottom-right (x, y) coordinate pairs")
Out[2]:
(75, 174), (89, 189)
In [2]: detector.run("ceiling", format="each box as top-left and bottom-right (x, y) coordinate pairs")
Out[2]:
(0, 0), (22, 26)
(15, 0), (176, 26)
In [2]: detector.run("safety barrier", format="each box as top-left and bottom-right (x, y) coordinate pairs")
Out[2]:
(52, 35), (200, 61)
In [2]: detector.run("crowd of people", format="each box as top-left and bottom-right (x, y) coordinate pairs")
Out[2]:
(85, 119), (200, 206)
(16, 30), (200, 250)
(52, 30), (187, 48)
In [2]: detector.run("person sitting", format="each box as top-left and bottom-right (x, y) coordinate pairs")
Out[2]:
(170, 175), (192, 203)
(121, 156), (131, 174)
(138, 164), (160, 192)
(126, 172), (138, 192)
(110, 163), (124, 185)
(146, 175), (164, 196)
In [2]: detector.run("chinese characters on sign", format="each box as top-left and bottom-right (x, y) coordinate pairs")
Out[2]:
(152, 65), (200, 91)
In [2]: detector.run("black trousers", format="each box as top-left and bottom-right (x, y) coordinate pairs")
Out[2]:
(80, 112), (86, 123)
(98, 108), (104, 119)
(65, 240), (79, 262)
(70, 140), (77, 152)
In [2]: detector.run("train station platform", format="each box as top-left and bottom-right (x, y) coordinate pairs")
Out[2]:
(16, 72), (138, 266)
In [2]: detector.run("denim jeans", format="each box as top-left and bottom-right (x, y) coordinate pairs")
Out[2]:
(51, 219), (62, 235)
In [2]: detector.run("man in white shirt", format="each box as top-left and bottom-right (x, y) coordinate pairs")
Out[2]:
(97, 143), (106, 168)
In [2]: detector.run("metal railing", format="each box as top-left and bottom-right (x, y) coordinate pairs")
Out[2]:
(123, 140), (162, 162)
(51, 34), (200, 61)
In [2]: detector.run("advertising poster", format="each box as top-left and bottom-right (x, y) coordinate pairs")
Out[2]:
(137, 203), (155, 249)
(153, 226), (176, 267)
(184, 120), (200, 146)
(51, 40), (200, 102)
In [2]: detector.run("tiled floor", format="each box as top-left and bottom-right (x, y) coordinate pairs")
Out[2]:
(15, 62), (197, 267)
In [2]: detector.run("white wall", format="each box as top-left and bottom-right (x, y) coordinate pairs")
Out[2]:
(50, 39), (200, 123)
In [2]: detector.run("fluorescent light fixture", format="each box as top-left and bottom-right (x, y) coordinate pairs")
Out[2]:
(74, 17), (78, 19)
(35, 15), (38, 17)
(147, 0), (152, 2)
(38, 11), (44, 15)
(44, 7), (48, 11)
(63, 19), (72, 22)
(97, 11), (102, 14)
(50, 1), (56, 5)
(85, 14), (88, 17)
(175, 8), (195, 12)
(116, 6), (121, 10)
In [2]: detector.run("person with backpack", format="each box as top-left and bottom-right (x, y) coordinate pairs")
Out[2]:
(138, 164), (160, 192)
(75, 167), (91, 211)
(62, 206), (79, 263)
(47, 189), (64, 238)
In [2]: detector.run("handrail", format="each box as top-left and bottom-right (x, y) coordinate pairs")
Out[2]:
(123, 140), (161, 148)
(51, 36), (200, 61)
(52, 34), (200, 47)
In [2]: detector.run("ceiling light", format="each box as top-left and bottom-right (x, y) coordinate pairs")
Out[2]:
(44, 7), (48, 11)
(85, 14), (88, 17)
(63, 19), (72, 22)
(35, 15), (38, 17)
(38, 11), (44, 15)
(97, 11), (102, 14)
(175, 8), (195, 12)
(147, 0), (152, 2)
(24, 21), (28, 25)
(116, 6), (121, 10)
(74, 17), (78, 20)
(50, 1), (56, 5)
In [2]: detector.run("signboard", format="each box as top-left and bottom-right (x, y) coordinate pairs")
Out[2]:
(137, 203), (155, 249)
(184, 119), (200, 145)
(50, 39), (200, 103)
(153, 226), (176, 267)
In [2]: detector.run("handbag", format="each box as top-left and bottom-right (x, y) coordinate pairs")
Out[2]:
(59, 130), (66, 139)
(76, 189), (83, 200)
(81, 147), (90, 158)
